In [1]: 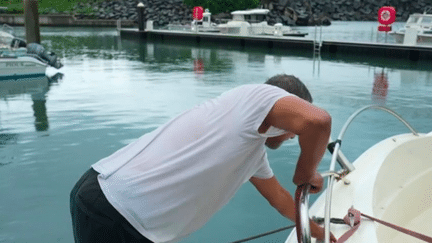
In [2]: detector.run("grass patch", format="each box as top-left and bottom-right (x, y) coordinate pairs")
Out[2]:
(0, 0), (109, 14)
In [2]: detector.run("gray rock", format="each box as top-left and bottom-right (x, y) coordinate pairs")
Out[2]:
(68, 0), (421, 26)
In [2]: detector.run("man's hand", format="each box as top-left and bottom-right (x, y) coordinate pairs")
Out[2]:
(293, 171), (324, 194)
(308, 172), (324, 194)
(311, 220), (337, 243)
(250, 176), (336, 242)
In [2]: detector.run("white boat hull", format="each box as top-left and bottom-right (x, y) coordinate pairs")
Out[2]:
(285, 131), (432, 243)
(389, 11), (432, 46)
(0, 56), (47, 78)
(390, 32), (432, 46)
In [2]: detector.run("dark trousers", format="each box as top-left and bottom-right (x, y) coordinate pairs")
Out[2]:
(70, 168), (153, 243)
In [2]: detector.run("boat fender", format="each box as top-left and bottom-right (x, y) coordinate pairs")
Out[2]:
(11, 38), (27, 48)
(26, 43), (63, 69)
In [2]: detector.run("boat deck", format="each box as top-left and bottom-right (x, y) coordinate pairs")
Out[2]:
(118, 28), (432, 61)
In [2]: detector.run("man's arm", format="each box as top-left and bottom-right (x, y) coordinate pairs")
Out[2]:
(250, 176), (296, 221)
(249, 176), (336, 242)
(264, 96), (331, 189)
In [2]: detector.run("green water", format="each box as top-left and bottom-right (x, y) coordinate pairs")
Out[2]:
(0, 24), (431, 243)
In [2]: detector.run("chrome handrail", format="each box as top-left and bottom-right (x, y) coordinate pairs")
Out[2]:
(295, 172), (345, 243)
(323, 105), (418, 243)
(295, 184), (311, 243)
(295, 105), (419, 243)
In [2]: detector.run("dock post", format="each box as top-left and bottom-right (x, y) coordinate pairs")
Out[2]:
(117, 19), (122, 31)
(24, 0), (41, 44)
(137, 2), (145, 31)
(146, 20), (153, 30)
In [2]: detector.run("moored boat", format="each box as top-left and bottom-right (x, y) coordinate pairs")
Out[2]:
(0, 55), (48, 79)
(217, 9), (308, 37)
(1, 24), (63, 79)
(193, 9), (220, 33)
(389, 7), (432, 45)
(285, 105), (432, 243)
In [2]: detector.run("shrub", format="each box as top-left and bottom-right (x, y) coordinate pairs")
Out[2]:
(0, 0), (95, 14)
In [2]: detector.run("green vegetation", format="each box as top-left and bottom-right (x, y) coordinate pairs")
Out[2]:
(1, 0), (261, 16)
(0, 0), (106, 14)
(183, 0), (260, 15)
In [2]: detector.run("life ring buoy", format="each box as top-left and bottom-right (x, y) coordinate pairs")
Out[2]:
(193, 6), (204, 21)
(378, 6), (396, 25)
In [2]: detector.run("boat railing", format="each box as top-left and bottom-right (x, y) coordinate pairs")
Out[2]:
(218, 19), (230, 24)
(218, 26), (241, 35)
(296, 105), (419, 243)
(1, 24), (15, 36)
(249, 25), (268, 35)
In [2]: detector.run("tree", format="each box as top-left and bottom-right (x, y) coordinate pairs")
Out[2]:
(183, 0), (260, 15)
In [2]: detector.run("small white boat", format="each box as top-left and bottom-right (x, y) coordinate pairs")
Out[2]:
(0, 55), (48, 79)
(285, 105), (432, 243)
(389, 7), (432, 46)
(192, 9), (220, 33)
(218, 9), (308, 37)
(1, 24), (63, 79)
(165, 9), (220, 33)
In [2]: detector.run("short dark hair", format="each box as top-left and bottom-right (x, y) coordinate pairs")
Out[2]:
(265, 74), (313, 103)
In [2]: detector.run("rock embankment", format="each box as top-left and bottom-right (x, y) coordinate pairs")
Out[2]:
(71, 0), (429, 27)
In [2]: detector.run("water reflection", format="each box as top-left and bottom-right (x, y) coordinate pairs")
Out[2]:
(193, 59), (204, 75)
(42, 35), (125, 60)
(400, 69), (432, 87)
(247, 53), (266, 64)
(35, 32), (432, 75)
(0, 131), (18, 148)
(0, 73), (63, 133)
(372, 69), (389, 105)
(27, 32), (432, 125)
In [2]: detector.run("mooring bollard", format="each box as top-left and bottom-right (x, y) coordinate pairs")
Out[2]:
(146, 20), (153, 31)
(137, 2), (145, 31)
(274, 23), (283, 37)
(24, 0), (41, 44)
(116, 19), (122, 31)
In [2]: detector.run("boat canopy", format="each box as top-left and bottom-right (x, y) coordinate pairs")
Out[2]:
(230, 9), (270, 22)
(231, 9), (270, 16)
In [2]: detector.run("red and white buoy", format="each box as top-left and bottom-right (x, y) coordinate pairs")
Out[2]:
(193, 6), (204, 21)
(378, 6), (396, 32)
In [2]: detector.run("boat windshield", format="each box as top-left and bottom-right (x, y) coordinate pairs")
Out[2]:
(232, 15), (245, 21)
(244, 14), (266, 23)
(421, 16), (432, 25)
(407, 16), (420, 24)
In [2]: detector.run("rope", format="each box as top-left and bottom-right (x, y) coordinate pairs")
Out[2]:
(229, 225), (296, 243)
(336, 207), (432, 243)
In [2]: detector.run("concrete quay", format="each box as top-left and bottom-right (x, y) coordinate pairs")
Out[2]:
(118, 27), (432, 61)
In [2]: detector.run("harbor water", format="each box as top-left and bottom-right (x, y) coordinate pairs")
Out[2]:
(1, 22), (431, 243)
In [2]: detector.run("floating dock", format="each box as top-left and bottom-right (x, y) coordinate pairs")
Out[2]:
(118, 27), (432, 61)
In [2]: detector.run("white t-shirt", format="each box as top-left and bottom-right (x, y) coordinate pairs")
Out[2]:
(92, 84), (291, 243)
